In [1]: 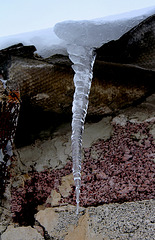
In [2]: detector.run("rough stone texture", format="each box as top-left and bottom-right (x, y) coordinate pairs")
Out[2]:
(0, 206), (12, 235)
(1, 225), (44, 240)
(96, 14), (155, 70)
(120, 94), (155, 123)
(1, 16), (155, 239)
(3, 15), (154, 118)
(8, 95), (155, 228)
(1, 98), (155, 239)
(13, 116), (112, 173)
(58, 174), (74, 198)
(65, 212), (89, 240)
(7, 55), (155, 117)
(83, 117), (112, 148)
(34, 200), (155, 240)
(45, 189), (61, 207)
(86, 200), (155, 240)
(8, 56), (74, 114)
(9, 117), (112, 225)
(0, 78), (20, 210)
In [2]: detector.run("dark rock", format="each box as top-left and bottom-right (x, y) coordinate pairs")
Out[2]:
(0, 43), (37, 79)
(95, 14), (155, 70)
(0, 81), (20, 201)
(1, 14), (155, 147)
(0, 14), (154, 118)
(44, 54), (72, 67)
(0, 43), (37, 59)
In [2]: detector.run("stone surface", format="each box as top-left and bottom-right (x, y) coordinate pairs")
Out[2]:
(58, 174), (74, 198)
(0, 207), (12, 235)
(1, 96), (155, 239)
(14, 116), (112, 173)
(34, 200), (155, 240)
(0, 15), (155, 119)
(0, 43), (36, 59)
(35, 207), (59, 237)
(0, 77), (20, 202)
(1, 16), (155, 239)
(83, 116), (112, 148)
(1, 225), (44, 240)
(45, 189), (61, 207)
(8, 56), (74, 113)
(96, 14), (155, 70)
(7, 54), (155, 117)
(14, 127), (71, 173)
(65, 212), (89, 240)
(120, 98), (155, 123)
(4, 93), (154, 224)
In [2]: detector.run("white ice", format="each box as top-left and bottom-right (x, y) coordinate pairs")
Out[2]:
(53, 5), (155, 214)
(0, 6), (154, 57)
(0, 5), (154, 214)
(0, 28), (67, 58)
(54, 6), (155, 47)
(69, 45), (96, 214)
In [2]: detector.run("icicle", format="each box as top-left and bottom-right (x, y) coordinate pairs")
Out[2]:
(68, 45), (96, 214)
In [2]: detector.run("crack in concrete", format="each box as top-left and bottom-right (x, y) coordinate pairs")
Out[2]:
(35, 220), (53, 240)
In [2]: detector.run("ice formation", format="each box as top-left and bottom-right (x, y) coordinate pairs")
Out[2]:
(0, 5), (155, 213)
(68, 45), (96, 214)
(54, 6), (155, 214)
(0, 6), (155, 57)
(0, 28), (67, 58)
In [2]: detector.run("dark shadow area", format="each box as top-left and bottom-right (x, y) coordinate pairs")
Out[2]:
(15, 99), (72, 148)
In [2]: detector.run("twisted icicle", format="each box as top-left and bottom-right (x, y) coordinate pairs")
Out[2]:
(67, 45), (96, 214)
(54, 10), (154, 213)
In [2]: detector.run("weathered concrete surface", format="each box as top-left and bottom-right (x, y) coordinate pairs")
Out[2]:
(13, 116), (112, 173)
(1, 95), (155, 239)
(120, 94), (155, 122)
(34, 200), (155, 240)
(1, 200), (155, 239)
(1, 225), (44, 240)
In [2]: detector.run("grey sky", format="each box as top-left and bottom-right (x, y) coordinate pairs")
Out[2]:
(0, 0), (155, 37)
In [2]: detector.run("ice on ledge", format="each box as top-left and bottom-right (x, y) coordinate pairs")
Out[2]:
(0, 28), (67, 58)
(0, 6), (154, 57)
(54, 6), (155, 47)
(54, 6), (155, 214)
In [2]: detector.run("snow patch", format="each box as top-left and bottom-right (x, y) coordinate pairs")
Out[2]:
(54, 6), (155, 47)
(0, 6), (154, 57)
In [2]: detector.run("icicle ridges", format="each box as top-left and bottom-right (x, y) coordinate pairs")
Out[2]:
(68, 45), (96, 214)
(53, 11), (155, 214)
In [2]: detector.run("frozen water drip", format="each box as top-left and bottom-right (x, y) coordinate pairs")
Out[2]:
(68, 45), (96, 214)
(53, 6), (155, 214)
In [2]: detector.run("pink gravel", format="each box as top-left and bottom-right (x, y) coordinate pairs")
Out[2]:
(11, 119), (155, 224)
